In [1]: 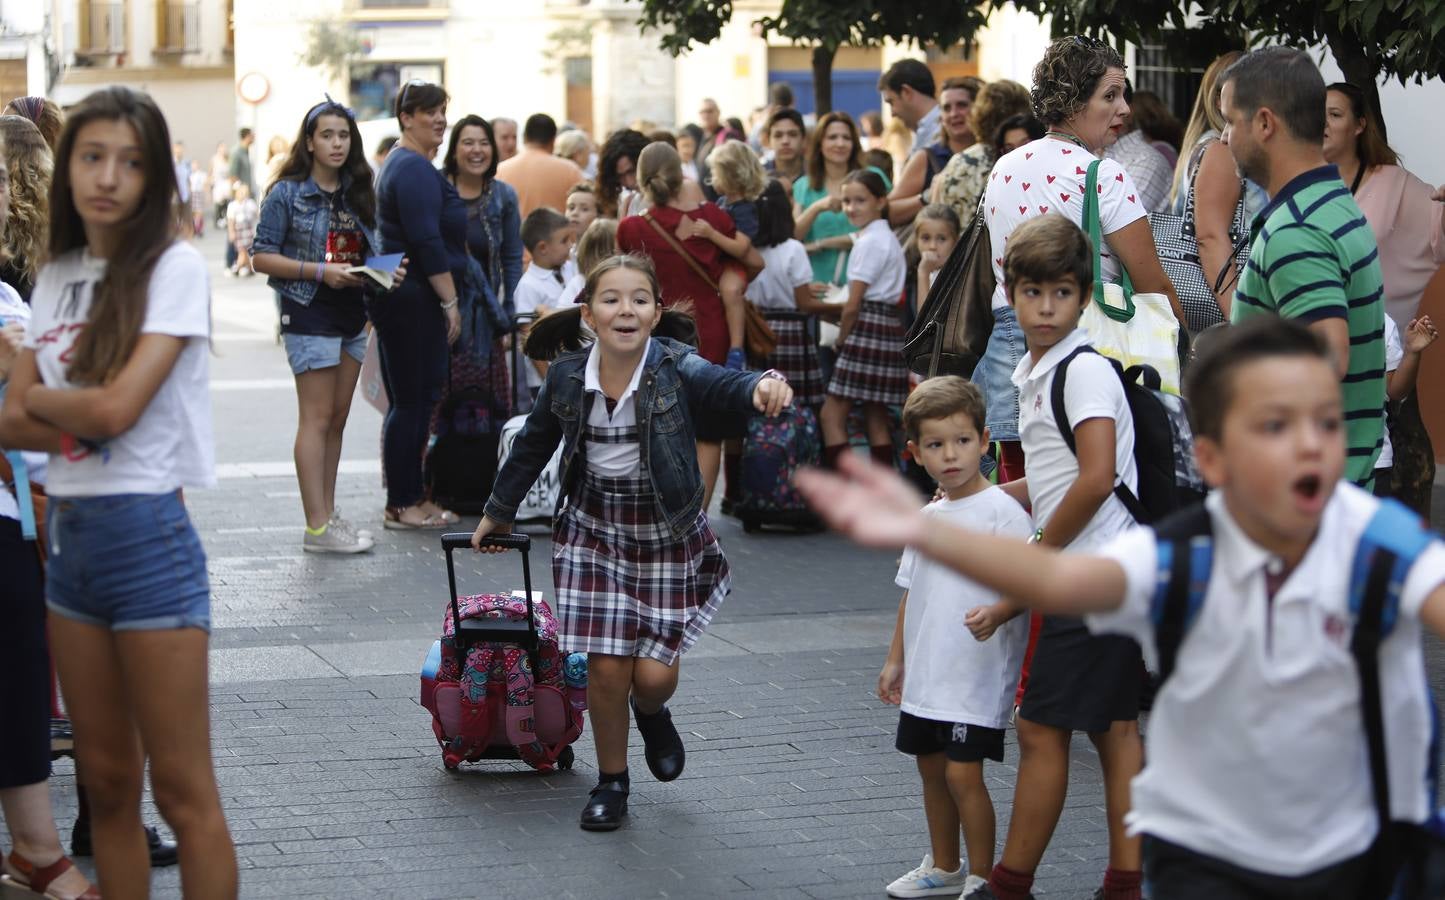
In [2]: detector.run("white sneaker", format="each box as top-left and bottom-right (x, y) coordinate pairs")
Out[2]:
(886, 854), (966, 898)
(329, 509), (373, 541)
(303, 524), (374, 554)
(960, 875), (993, 899)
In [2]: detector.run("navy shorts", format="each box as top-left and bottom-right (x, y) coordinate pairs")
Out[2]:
(47, 492), (211, 632)
(896, 711), (1005, 763)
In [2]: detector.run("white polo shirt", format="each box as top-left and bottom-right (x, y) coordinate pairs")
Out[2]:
(581, 339), (648, 477)
(1012, 328), (1137, 550)
(1088, 483), (1445, 876)
(847, 219), (906, 303)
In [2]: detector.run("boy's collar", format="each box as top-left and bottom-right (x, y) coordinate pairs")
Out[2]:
(1011, 327), (1088, 385)
(1206, 485), (1340, 590)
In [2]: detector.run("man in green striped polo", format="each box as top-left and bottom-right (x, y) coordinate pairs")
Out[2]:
(1222, 47), (1386, 488)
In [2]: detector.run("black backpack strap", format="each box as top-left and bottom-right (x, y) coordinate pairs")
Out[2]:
(1050, 346), (1150, 523)
(1149, 504), (1213, 687)
(1354, 547), (1396, 848)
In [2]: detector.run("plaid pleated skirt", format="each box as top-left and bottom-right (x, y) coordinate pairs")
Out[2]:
(551, 471), (730, 664)
(763, 312), (826, 408)
(828, 300), (909, 404)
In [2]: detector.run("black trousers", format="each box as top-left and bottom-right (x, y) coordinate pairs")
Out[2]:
(0, 517), (50, 788)
(1145, 835), (1370, 900)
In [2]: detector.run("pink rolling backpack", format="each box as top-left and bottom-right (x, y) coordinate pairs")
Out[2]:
(421, 533), (586, 773)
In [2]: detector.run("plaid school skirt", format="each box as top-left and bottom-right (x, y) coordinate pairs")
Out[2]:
(551, 471), (730, 664)
(828, 300), (909, 405)
(763, 312), (826, 409)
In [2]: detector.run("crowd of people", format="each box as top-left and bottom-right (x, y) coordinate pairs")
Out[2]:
(0, 29), (1444, 900)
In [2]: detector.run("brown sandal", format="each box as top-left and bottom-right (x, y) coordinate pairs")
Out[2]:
(1, 852), (102, 899)
(383, 506), (449, 530)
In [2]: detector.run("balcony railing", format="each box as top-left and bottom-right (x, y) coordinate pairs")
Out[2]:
(79, 1), (125, 54)
(158, 1), (201, 53)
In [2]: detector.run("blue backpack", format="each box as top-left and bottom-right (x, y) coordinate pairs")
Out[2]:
(1150, 499), (1445, 898)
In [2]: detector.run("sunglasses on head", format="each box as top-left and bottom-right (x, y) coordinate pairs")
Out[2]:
(398, 79), (429, 112)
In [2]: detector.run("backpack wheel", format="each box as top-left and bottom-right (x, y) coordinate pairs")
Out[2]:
(558, 746), (575, 770)
(443, 751), (462, 771)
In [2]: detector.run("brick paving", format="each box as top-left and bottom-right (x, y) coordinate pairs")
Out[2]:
(38, 232), (1445, 898)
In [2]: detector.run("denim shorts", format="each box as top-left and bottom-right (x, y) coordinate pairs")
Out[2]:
(282, 329), (368, 376)
(46, 492), (211, 632)
(975, 305), (1024, 441)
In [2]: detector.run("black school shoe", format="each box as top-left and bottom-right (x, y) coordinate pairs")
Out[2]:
(71, 822), (179, 868)
(630, 697), (686, 782)
(579, 780), (629, 831)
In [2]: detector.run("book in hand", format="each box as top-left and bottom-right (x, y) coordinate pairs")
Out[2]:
(346, 253), (404, 289)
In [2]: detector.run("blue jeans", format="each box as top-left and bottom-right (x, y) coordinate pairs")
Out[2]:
(46, 492), (211, 632)
(976, 305), (1024, 441)
(366, 289), (447, 508)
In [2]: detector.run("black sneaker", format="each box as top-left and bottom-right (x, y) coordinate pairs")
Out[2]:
(71, 822), (178, 868)
(579, 780), (629, 831)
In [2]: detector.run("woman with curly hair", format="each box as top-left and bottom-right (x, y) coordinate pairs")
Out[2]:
(967, 34), (1181, 900)
(930, 79), (1033, 223)
(0, 116), (51, 301)
(595, 128), (649, 218)
(2, 97), (63, 155)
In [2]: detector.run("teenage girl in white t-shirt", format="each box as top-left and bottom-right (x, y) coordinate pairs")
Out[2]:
(0, 86), (236, 899)
(820, 167), (909, 469)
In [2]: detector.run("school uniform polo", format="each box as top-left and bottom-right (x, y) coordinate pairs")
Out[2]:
(1088, 483), (1445, 877)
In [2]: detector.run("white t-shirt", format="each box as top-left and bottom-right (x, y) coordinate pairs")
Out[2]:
(1012, 328), (1137, 550)
(847, 218), (906, 303)
(557, 272), (586, 307)
(25, 243), (214, 497)
(1088, 484), (1443, 876)
(985, 137), (1147, 309)
(1378, 316), (1404, 469)
(0, 283), (47, 522)
(895, 486), (1033, 727)
(582, 339), (647, 477)
(745, 240), (812, 311)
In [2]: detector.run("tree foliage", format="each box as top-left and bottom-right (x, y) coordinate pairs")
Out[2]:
(636, 1), (994, 114)
(298, 21), (364, 84)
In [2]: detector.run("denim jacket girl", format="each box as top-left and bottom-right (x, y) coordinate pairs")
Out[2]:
(485, 336), (762, 537)
(252, 172), (379, 306)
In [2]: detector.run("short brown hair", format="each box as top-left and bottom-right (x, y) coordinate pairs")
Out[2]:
(1184, 316), (1331, 441)
(1003, 213), (1091, 302)
(574, 217), (618, 280)
(903, 375), (986, 441)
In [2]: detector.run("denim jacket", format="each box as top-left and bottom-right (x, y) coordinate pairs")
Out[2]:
(485, 338), (762, 537)
(252, 173), (379, 305)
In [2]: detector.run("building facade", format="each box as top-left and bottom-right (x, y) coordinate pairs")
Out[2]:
(48, 0), (236, 168)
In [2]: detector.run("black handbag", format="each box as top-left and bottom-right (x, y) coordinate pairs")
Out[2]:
(901, 198), (995, 378)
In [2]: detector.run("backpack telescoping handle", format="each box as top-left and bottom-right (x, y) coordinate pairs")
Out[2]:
(440, 532), (538, 656)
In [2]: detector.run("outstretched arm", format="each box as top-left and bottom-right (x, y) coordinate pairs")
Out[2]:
(794, 453), (1128, 615)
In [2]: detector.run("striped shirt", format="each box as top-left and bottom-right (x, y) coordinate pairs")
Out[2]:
(1232, 166), (1386, 486)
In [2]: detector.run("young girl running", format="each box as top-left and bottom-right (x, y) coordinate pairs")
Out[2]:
(0, 85), (236, 899)
(471, 255), (793, 831)
(252, 96), (398, 554)
(820, 167), (909, 469)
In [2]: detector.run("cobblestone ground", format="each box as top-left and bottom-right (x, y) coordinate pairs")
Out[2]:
(41, 232), (1445, 899)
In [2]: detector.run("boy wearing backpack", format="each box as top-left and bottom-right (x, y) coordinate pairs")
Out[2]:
(798, 314), (1445, 898)
(961, 213), (1146, 900)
